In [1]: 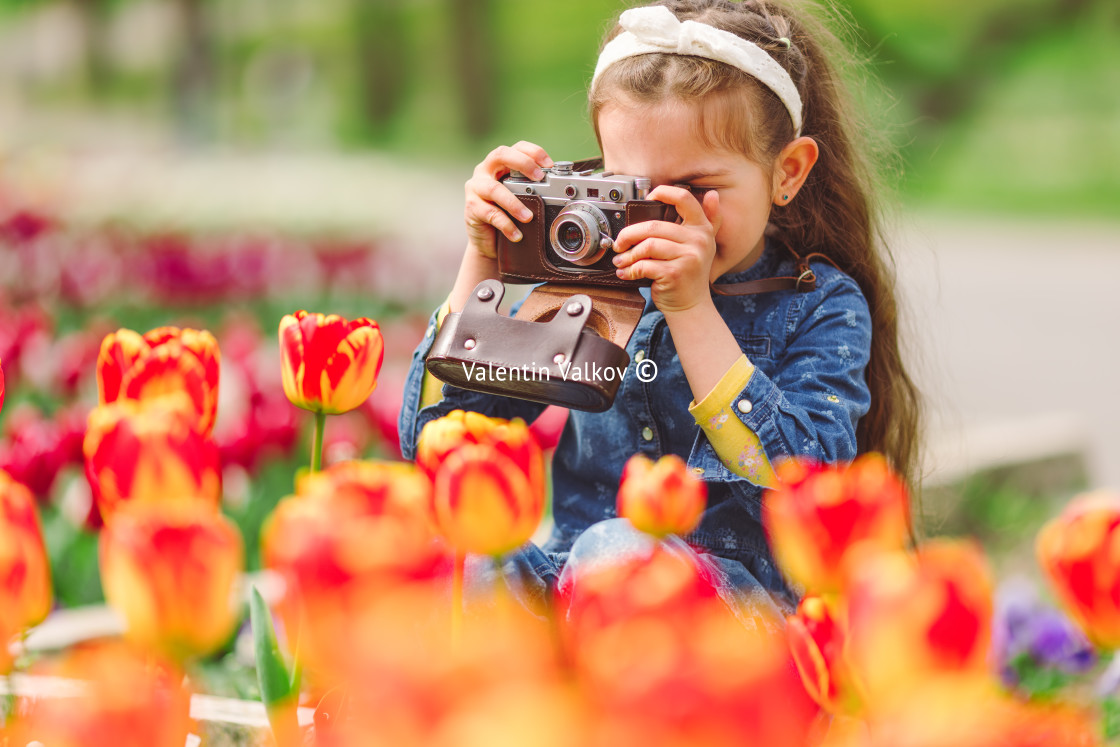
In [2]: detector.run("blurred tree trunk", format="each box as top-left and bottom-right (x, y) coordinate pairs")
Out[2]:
(448, 0), (496, 140)
(69, 0), (113, 97)
(353, 0), (409, 137)
(171, 0), (216, 142)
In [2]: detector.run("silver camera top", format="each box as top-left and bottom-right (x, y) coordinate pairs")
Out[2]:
(504, 161), (652, 207)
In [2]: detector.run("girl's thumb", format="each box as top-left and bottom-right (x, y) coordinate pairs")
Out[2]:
(701, 188), (721, 230)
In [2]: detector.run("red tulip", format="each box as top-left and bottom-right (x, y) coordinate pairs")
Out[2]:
(415, 408), (502, 478)
(557, 545), (817, 747)
(1036, 490), (1120, 648)
(97, 326), (221, 435)
(845, 540), (993, 707)
(617, 454), (706, 538)
(0, 354), (5, 415)
(0, 470), (52, 672)
(787, 594), (862, 715)
(100, 502), (243, 661)
(279, 310), (384, 414)
(83, 395), (221, 521)
(763, 454), (911, 593)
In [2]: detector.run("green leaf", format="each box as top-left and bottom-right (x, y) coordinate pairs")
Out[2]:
(249, 586), (300, 743)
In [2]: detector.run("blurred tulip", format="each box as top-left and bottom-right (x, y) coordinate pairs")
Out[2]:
(0, 403), (84, 498)
(993, 579), (1095, 689)
(1036, 491), (1120, 649)
(97, 326), (221, 435)
(262, 460), (450, 679)
(279, 310), (384, 415)
(558, 545), (816, 747)
(10, 640), (193, 747)
(100, 502), (243, 661)
(432, 442), (544, 557)
(617, 454), (706, 538)
(529, 405), (569, 452)
(763, 454), (910, 593)
(83, 395), (221, 521)
(0, 470), (52, 672)
(845, 540), (993, 708)
(787, 594), (863, 715)
(0, 354), (5, 414)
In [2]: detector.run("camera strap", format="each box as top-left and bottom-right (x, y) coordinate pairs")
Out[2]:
(711, 247), (839, 297)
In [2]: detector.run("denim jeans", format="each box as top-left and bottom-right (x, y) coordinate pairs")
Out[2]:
(466, 518), (795, 629)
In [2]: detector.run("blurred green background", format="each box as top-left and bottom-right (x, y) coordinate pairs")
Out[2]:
(0, 0), (1116, 217)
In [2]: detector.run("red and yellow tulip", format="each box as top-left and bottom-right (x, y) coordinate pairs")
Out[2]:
(1036, 490), (1120, 649)
(279, 310), (384, 415)
(10, 640), (193, 747)
(844, 540), (993, 707)
(763, 454), (911, 593)
(432, 442), (544, 557)
(97, 326), (220, 435)
(0, 470), (52, 672)
(558, 546), (817, 747)
(417, 412), (546, 556)
(787, 594), (863, 715)
(83, 394), (222, 521)
(617, 454), (706, 538)
(100, 502), (244, 661)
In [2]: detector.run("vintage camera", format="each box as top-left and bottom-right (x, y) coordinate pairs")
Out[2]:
(425, 159), (683, 412)
(495, 160), (680, 287)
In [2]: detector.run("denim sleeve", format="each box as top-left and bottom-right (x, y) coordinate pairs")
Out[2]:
(398, 305), (549, 461)
(685, 272), (872, 486)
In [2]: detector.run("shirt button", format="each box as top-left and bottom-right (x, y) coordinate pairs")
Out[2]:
(425, 325), (435, 338)
(691, 467), (704, 475)
(737, 399), (753, 414)
(634, 349), (646, 362)
(641, 426), (654, 441)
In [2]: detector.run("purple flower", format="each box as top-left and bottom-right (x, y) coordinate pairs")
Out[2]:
(994, 577), (1096, 686)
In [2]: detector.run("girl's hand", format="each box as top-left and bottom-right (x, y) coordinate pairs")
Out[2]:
(464, 141), (554, 260)
(612, 186), (722, 315)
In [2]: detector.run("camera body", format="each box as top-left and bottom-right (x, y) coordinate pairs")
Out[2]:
(495, 161), (680, 287)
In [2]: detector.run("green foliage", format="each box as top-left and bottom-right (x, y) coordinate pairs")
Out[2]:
(249, 586), (301, 738)
(40, 498), (104, 608)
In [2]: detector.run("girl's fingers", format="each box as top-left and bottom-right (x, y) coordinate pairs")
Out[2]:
(613, 218), (693, 254)
(612, 238), (683, 269)
(466, 195), (523, 242)
(471, 176), (534, 223)
(646, 185), (709, 226)
(511, 141), (554, 169)
(478, 143), (551, 180)
(615, 258), (664, 283)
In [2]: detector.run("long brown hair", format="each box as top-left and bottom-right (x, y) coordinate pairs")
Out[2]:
(590, 0), (923, 493)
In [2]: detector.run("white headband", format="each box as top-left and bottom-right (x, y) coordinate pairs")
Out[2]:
(592, 5), (803, 136)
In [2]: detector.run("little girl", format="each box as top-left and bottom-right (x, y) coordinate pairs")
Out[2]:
(399, 0), (920, 616)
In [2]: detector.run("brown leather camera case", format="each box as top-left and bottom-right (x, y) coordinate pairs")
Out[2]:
(425, 279), (646, 412)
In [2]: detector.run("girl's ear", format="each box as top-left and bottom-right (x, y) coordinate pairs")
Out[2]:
(771, 137), (819, 206)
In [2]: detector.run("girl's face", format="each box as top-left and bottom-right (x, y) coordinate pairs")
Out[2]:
(598, 98), (778, 279)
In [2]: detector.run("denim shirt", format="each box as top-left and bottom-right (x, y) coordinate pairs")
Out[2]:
(398, 239), (872, 592)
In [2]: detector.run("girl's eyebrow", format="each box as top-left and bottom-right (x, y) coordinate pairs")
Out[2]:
(668, 169), (730, 182)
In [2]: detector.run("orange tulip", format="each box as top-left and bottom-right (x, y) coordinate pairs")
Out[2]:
(763, 454), (910, 593)
(432, 442), (544, 557)
(97, 326), (220, 435)
(100, 502), (244, 661)
(10, 640), (193, 747)
(279, 310), (384, 414)
(0, 470), (52, 672)
(558, 545), (817, 747)
(1036, 490), (1120, 649)
(617, 454), (706, 538)
(844, 540), (993, 708)
(264, 460), (447, 592)
(787, 594), (863, 715)
(83, 394), (222, 521)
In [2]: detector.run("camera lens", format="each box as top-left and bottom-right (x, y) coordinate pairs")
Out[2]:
(557, 221), (585, 254)
(549, 202), (611, 267)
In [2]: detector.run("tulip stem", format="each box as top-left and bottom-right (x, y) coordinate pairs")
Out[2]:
(310, 411), (326, 473)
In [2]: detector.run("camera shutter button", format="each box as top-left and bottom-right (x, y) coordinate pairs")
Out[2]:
(600, 237), (614, 251)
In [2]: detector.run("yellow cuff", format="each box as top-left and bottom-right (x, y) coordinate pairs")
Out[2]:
(689, 354), (755, 423)
(688, 355), (777, 488)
